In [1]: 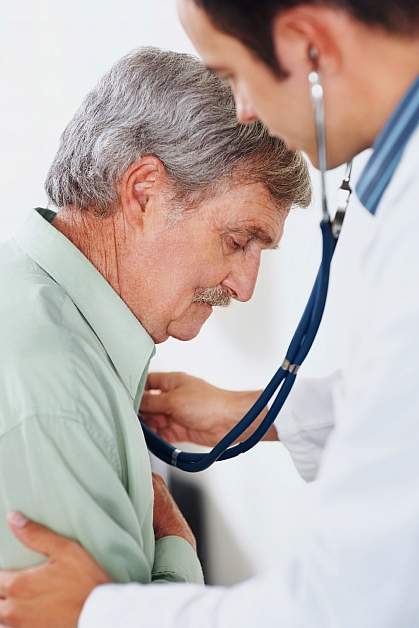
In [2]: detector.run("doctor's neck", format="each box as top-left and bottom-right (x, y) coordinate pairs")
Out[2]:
(352, 33), (419, 150)
(311, 22), (419, 167)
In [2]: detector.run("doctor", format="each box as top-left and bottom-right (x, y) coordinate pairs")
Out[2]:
(1, 0), (419, 626)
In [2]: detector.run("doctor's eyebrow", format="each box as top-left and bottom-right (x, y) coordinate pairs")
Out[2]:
(205, 64), (233, 81)
(206, 64), (229, 75)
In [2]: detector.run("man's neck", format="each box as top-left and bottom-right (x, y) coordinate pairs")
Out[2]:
(52, 207), (124, 297)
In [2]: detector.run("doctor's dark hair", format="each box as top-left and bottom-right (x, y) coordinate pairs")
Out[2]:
(193, 0), (419, 77)
(45, 47), (311, 215)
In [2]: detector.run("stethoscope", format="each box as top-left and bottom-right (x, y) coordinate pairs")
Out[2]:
(140, 56), (353, 472)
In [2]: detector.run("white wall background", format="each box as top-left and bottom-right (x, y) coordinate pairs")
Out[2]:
(1, 0), (370, 584)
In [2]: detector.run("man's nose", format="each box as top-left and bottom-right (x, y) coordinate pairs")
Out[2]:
(222, 252), (261, 303)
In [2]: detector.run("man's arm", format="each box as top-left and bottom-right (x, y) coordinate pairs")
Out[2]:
(0, 474), (200, 628)
(151, 474), (203, 585)
(0, 414), (201, 586)
(0, 514), (111, 628)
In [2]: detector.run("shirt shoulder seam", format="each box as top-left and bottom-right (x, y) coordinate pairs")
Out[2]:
(0, 412), (83, 442)
(0, 413), (122, 478)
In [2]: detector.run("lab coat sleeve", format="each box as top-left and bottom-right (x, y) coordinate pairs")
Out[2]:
(274, 372), (341, 482)
(79, 189), (419, 628)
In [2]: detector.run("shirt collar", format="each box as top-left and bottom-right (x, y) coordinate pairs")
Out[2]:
(14, 208), (155, 401)
(356, 75), (419, 215)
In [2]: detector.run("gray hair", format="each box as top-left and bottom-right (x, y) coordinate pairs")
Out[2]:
(45, 47), (311, 214)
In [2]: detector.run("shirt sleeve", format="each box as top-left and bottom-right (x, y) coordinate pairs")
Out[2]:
(153, 537), (204, 584)
(0, 415), (201, 585)
(274, 372), (340, 481)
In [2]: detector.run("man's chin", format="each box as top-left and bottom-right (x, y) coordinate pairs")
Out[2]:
(168, 303), (213, 341)
(170, 329), (201, 341)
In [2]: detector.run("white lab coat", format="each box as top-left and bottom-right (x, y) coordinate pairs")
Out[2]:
(79, 128), (419, 628)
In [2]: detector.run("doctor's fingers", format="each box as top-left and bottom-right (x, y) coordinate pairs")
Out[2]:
(141, 414), (183, 442)
(141, 413), (169, 429)
(141, 390), (172, 415)
(0, 597), (23, 628)
(0, 571), (20, 599)
(145, 371), (190, 392)
(0, 567), (43, 600)
(7, 513), (74, 558)
(0, 597), (59, 628)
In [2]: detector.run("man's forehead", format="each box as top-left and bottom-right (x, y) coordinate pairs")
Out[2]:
(215, 184), (285, 236)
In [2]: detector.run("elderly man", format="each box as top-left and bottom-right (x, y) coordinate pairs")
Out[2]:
(0, 45), (310, 593)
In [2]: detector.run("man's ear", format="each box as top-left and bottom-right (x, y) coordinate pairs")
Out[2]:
(119, 155), (168, 227)
(272, 5), (344, 78)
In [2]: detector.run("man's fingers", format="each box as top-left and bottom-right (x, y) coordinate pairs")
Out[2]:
(7, 513), (72, 558)
(145, 371), (185, 392)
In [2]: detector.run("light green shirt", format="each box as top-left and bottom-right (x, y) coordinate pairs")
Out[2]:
(0, 208), (203, 585)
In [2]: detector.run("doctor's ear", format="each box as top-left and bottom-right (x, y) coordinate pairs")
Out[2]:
(118, 155), (169, 223)
(271, 5), (343, 77)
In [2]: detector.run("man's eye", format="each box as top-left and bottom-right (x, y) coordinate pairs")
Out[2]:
(227, 236), (245, 251)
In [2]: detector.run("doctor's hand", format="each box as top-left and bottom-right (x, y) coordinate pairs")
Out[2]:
(0, 512), (110, 628)
(141, 372), (278, 447)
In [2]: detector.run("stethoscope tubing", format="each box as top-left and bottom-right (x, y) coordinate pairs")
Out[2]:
(141, 69), (350, 472)
(141, 218), (338, 472)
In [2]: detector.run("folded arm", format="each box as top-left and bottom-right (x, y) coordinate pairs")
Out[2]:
(0, 413), (202, 585)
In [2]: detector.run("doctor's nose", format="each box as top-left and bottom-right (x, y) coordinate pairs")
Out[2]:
(233, 89), (258, 125)
(222, 254), (261, 303)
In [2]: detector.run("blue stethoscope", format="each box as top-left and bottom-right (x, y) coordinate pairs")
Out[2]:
(140, 66), (353, 472)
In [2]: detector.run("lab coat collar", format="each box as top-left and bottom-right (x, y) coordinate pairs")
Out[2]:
(14, 208), (155, 402)
(356, 75), (419, 215)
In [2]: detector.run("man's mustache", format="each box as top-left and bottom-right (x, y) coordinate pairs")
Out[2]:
(192, 286), (231, 307)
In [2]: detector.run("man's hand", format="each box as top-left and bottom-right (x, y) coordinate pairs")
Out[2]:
(0, 512), (110, 628)
(152, 474), (196, 551)
(141, 372), (277, 447)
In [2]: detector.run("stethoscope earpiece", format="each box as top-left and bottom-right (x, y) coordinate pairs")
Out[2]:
(308, 45), (319, 65)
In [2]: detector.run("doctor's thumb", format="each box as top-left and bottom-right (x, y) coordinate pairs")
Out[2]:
(7, 511), (66, 557)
